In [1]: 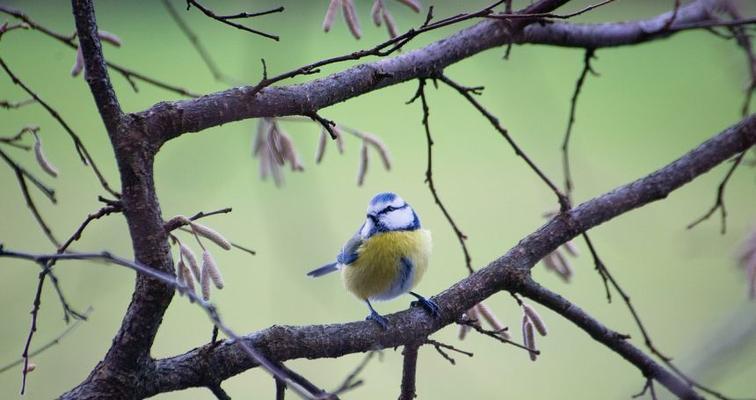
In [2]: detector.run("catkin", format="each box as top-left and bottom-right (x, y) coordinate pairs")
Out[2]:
(180, 260), (196, 295)
(322, 0), (340, 32)
(71, 48), (84, 77)
(333, 125), (345, 154)
(201, 261), (211, 300)
(522, 316), (537, 361)
(203, 250), (224, 289)
(97, 30), (122, 47)
(176, 259), (186, 286)
(522, 303), (548, 336)
(396, 0), (422, 12)
(371, 0), (383, 26)
(476, 302), (510, 339)
(363, 133), (391, 170)
(190, 222), (232, 250)
(315, 129), (328, 164)
(179, 242), (201, 282)
(33, 134), (59, 177)
(341, 0), (362, 39)
(357, 141), (369, 186)
(382, 9), (399, 38)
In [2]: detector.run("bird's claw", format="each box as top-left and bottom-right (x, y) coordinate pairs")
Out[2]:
(411, 296), (441, 318)
(366, 311), (389, 330)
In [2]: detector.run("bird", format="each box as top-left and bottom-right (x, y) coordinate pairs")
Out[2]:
(307, 192), (439, 329)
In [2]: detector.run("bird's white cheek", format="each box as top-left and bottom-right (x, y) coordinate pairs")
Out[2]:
(382, 208), (413, 230)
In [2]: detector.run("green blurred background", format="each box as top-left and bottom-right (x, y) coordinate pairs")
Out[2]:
(1, 0), (755, 398)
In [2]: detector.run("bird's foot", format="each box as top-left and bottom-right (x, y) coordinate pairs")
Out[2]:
(410, 292), (440, 318)
(366, 310), (389, 330)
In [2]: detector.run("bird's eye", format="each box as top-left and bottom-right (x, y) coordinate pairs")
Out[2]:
(384, 206), (395, 212)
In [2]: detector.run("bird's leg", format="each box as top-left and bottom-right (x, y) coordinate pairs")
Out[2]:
(364, 299), (389, 329)
(409, 291), (440, 317)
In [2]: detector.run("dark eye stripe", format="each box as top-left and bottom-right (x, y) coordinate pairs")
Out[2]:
(377, 203), (408, 215)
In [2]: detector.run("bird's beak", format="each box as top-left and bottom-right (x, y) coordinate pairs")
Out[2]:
(366, 213), (378, 223)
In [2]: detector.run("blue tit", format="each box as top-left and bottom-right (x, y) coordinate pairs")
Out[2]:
(307, 192), (438, 329)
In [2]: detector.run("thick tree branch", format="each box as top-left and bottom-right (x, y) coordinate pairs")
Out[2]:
(145, 115), (755, 398)
(139, 0), (731, 144)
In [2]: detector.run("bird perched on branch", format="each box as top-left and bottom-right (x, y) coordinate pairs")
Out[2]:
(308, 192), (438, 329)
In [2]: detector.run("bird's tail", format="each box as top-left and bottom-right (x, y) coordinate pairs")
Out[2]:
(307, 262), (339, 277)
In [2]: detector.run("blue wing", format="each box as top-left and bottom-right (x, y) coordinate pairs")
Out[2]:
(307, 230), (364, 277)
(337, 233), (363, 265)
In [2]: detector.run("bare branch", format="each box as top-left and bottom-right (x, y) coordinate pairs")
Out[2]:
(562, 49), (597, 199)
(439, 74), (571, 211)
(140, 115), (754, 398)
(185, 0), (282, 41)
(162, 0), (235, 84)
(411, 79), (474, 274)
(398, 343), (419, 400)
(0, 4), (200, 98)
(687, 152), (745, 233)
(0, 57), (118, 196)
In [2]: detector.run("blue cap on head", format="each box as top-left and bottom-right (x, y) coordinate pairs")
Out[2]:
(369, 192), (397, 206)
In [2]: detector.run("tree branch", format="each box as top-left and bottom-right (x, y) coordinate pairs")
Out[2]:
(139, 0), (733, 144)
(144, 115), (754, 398)
(398, 343), (420, 400)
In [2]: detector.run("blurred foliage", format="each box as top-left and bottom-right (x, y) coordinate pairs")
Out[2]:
(0, 0), (755, 399)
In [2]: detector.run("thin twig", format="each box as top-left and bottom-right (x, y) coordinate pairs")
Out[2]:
(581, 233), (742, 400)
(162, 0), (236, 84)
(0, 5), (200, 98)
(562, 48), (597, 199)
(247, 1), (511, 98)
(0, 98), (35, 109)
(486, 0), (617, 21)
(687, 152), (746, 234)
(410, 79), (474, 275)
(332, 351), (380, 395)
(632, 378), (659, 400)
(0, 247), (322, 399)
(424, 339), (473, 365)
(19, 204), (120, 393)
(440, 74), (571, 211)
(185, 0), (282, 41)
(459, 318), (537, 354)
(0, 57), (118, 196)
(208, 383), (232, 400)
(0, 307), (92, 374)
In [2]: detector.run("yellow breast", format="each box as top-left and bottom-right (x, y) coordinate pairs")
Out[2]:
(342, 229), (431, 301)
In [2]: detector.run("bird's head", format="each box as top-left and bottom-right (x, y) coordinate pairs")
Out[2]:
(360, 192), (420, 238)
